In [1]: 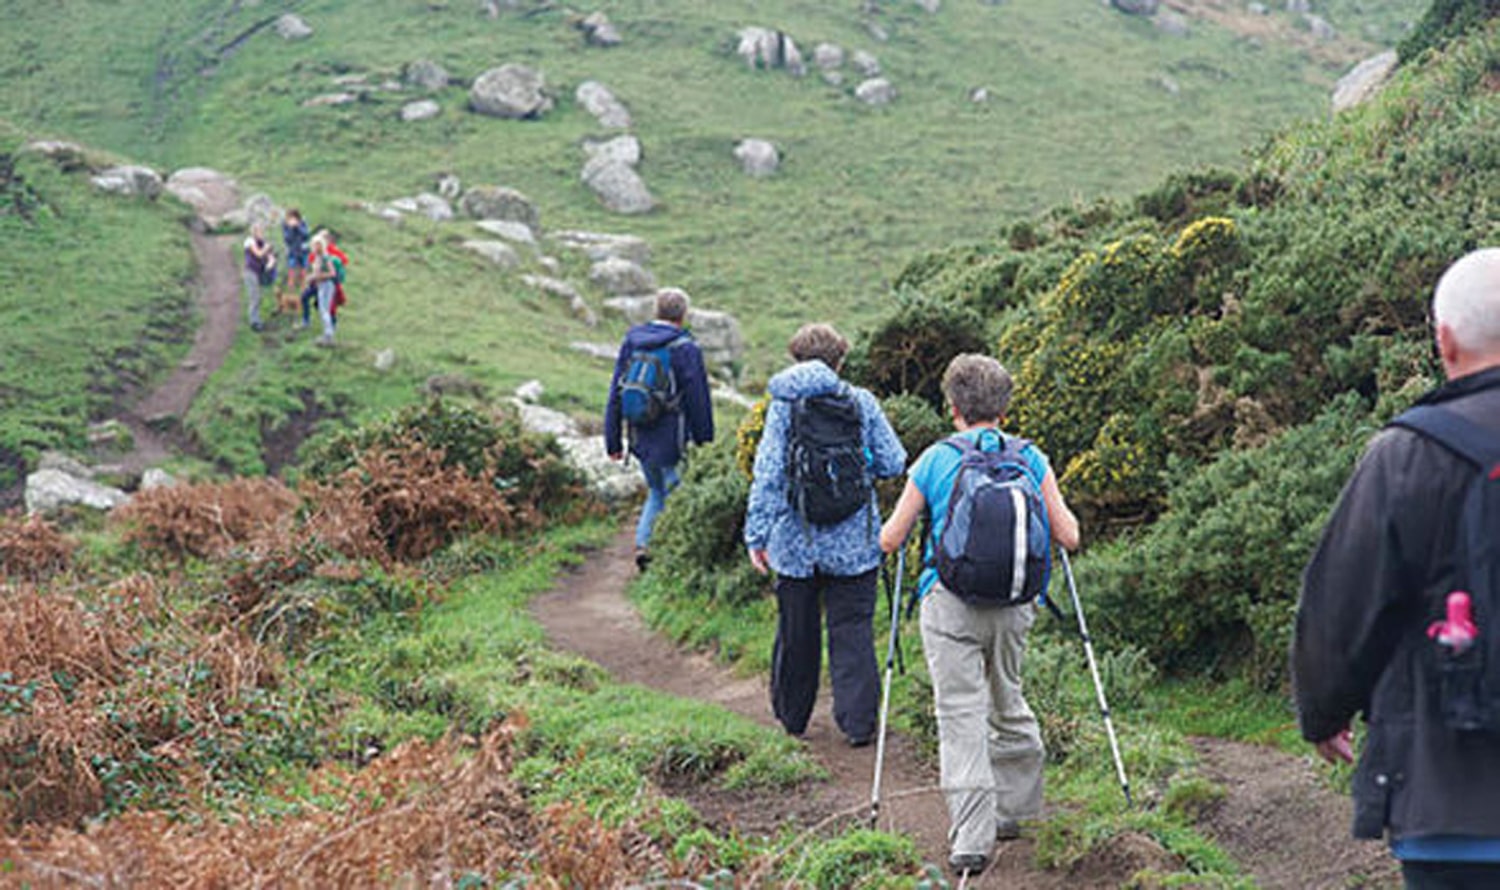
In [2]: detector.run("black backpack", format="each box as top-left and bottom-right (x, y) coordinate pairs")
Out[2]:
(934, 431), (1051, 607)
(785, 387), (872, 528)
(619, 335), (686, 428)
(1389, 404), (1500, 734)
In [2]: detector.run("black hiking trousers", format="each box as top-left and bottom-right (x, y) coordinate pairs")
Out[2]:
(771, 568), (879, 743)
(1403, 861), (1500, 890)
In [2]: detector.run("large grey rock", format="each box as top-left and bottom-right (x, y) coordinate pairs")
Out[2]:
(813, 42), (845, 70)
(581, 158), (656, 215)
(91, 165), (163, 198)
(165, 167), (241, 227)
(1332, 50), (1398, 114)
(579, 11), (622, 47)
(405, 59), (450, 91)
(570, 341), (619, 361)
(401, 99), (441, 122)
(140, 468), (177, 491)
(25, 469), (129, 515)
(686, 308), (746, 379)
(21, 140), (91, 171)
(302, 92), (358, 108)
(1111, 0), (1159, 13)
(736, 27), (806, 76)
(476, 219), (537, 245)
(276, 13), (313, 40)
(374, 349), (398, 372)
(602, 295), (656, 324)
(240, 193), (281, 232)
(575, 80), (632, 129)
(851, 49), (881, 78)
(855, 78), (896, 106)
(462, 239), (521, 268)
(734, 138), (780, 177)
(515, 379), (547, 406)
(550, 230), (651, 265)
(583, 134), (642, 168)
(589, 256), (657, 295)
(554, 434), (643, 501)
(460, 185), (540, 231)
(469, 64), (553, 119)
(39, 451), (96, 479)
(415, 192), (454, 221)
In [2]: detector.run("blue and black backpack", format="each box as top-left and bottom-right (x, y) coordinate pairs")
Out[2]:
(619, 334), (688, 427)
(934, 430), (1051, 607)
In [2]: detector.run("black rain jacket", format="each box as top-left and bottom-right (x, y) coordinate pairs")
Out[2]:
(1293, 365), (1500, 841)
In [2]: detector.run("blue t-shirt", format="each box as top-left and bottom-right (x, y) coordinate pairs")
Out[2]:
(1392, 836), (1500, 862)
(907, 426), (1051, 598)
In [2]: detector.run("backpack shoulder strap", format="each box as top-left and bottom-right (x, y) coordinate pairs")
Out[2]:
(1388, 405), (1500, 470)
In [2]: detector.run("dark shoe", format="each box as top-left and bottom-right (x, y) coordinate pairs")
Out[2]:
(948, 853), (989, 878)
(996, 818), (1022, 841)
(846, 734), (873, 748)
(634, 548), (652, 571)
(250, 321), (264, 332)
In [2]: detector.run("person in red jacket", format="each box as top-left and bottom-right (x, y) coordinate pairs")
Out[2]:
(317, 229), (350, 327)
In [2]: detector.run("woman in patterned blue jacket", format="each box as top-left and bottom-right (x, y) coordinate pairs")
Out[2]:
(745, 323), (906, 745)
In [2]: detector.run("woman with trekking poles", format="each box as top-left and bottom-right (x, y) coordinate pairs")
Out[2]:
(879, 353), (1080, 880)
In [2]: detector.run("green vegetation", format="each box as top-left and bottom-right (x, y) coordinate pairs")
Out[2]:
(0, 125), (193, 488)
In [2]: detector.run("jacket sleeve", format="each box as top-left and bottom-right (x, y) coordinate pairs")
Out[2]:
(744, 399), (790, 550)
(1292, 432), (1422, 743)
(603, 339), (630, 456)
(862, 390), (908, 478)
(679, 342), (715, 446)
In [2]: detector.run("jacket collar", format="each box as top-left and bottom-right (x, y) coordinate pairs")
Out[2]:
(1415, 365), (1500, 407)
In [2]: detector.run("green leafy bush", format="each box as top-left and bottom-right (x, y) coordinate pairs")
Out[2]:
(880, 393), (949, 462)
(789, 829), (920, 889)
(844, 290), (988, 409)
(1399, 0), (1500, 60)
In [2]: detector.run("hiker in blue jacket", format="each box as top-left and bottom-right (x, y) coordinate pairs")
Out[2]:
(745, 323), (906, 747)
(605, 288), (715, 570)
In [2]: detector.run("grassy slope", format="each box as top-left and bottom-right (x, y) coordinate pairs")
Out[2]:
(0, 0), (1425, 472)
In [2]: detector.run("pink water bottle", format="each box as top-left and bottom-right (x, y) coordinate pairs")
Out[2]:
(1428, 591), (1478, 653)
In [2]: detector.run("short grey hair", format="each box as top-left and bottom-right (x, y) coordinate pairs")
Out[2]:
(942, 354), (1013, 424)
(787, 323), (850, 370)
(655, 288), (690, 323)
(1434, 247), (1500, 355)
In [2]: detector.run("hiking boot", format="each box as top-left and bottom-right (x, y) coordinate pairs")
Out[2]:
(996, 818), (1022, 841)
(846, 734), (873, 748)
(634, 548), (652, 572)
(948, 853), (988, 878)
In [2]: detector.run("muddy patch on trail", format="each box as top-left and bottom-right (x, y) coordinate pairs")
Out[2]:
(1191, 737), (1400, 889)
(262, 389), (339, 477)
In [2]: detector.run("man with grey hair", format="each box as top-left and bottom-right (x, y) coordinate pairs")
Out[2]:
(606, 288), (714, 569)
(881, 353), (1080, 878)
(1294, 247), (1500, 888)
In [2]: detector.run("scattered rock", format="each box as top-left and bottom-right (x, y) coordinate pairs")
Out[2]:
(552, 432), (642, 502)
(476, 219), (538, 245)
(969, 86), (990, 103)
(240, 193), (281, 232)
(550, 231), (652, 265)
(415, 193), (454, 221)
(736, 26), (806, 76)
(538, 255), (561, 275)
(712, 381), (759, 410)
(1332, 50), (1398, 113)
(332, 74), (369, 88)
(1111, 0), (1160, 13)
(462, 239), (521, 268)
(401, 99), (442, 122)
(523, 273), (600, 324)
(570, 341), (619, 361)
(165, 167), (241, 228)
(602, 295), (656, 324)
(583, 134), (643, 168)
(140, 468), (177, 491)
(21, 140), (91, 171)
(1303, 13), (1336, 41)
(1157, 74), (1182, 95)
(275, 13), (313, 40)
(734, 138), (780, 177)
(516, 379), (546, 404)
(685, 308), (746, 380)
(405, 59), (451, 91)
(25, 468), (129, 515)
(302, 92), (358, 107)
(814, 42), (845, 70)
(855, 78), (896, 106)
(374, 349), (397, 372)
(39, 451), (96, 479)
(91, 165), (163, 198)
(589, 256), (657, 295)
(460, 185), (540, 231)
(575, 80), (632, 129)
(421, 374), (489, 400)
(469, 64), (553, 119)
(437, 174), (463, 199)
(579, 10), (622, 47)
(851, 49), (881, 78)
(513, 400), (579, 438)
(87, 421), (134, 453)
(581, 157), (656, 215)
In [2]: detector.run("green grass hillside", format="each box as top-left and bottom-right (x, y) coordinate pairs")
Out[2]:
(0, 0), (1425, 474)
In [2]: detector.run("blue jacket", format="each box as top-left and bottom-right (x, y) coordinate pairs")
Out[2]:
(744, 361), (907, 579)
(604, 322), (714, 467)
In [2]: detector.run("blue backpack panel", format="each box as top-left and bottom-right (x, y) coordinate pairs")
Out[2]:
(936, 432), (1051, 607)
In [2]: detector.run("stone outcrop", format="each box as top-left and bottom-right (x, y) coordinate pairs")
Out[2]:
(578, 11), (622, 47)
(521, 274), (597, 325)
(856, 78), (895, 106)
(734, 139), (780, 177)
(404, 59), (450, 91)
(576, 80), (632, 129)
(476, 219), (537, 245)
(851, 49), (881, 78)
(462, 240), (521, 268)
(91, 165), (163, 198)
(509, 384), (641, 501)
(1332, 50), (1398, 114)
(276, 14), (313, 40)
(685, 308), (747, 380)
(165, 167), (241, 228)
(583, 134), (642, 168)
(469, 64), (553, 119)
(459, 185), (540, 231)
(581, 154), (655, 215)
(736, 27), (806, 76)
(589, 256), (657, 295)
(25, 465), (128, 515)
(401, 100), (441, 122)
(551, 230), (651, 265)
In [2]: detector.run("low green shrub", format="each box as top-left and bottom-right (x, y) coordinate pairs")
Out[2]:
(788, 828), (920, 890)
(845, 290), (988, 409)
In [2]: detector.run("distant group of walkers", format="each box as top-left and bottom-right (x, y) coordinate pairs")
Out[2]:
(606, 247), (1500, 885)
(240, 207), (349, 347)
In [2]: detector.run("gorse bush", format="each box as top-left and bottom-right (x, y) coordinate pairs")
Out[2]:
(845, 289), (988, 409)
(1399, 0), (1500, 59)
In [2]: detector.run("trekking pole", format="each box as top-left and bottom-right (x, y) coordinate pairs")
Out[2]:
(869, 548), (905, 828)
(1058, 549), (1133, 809)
